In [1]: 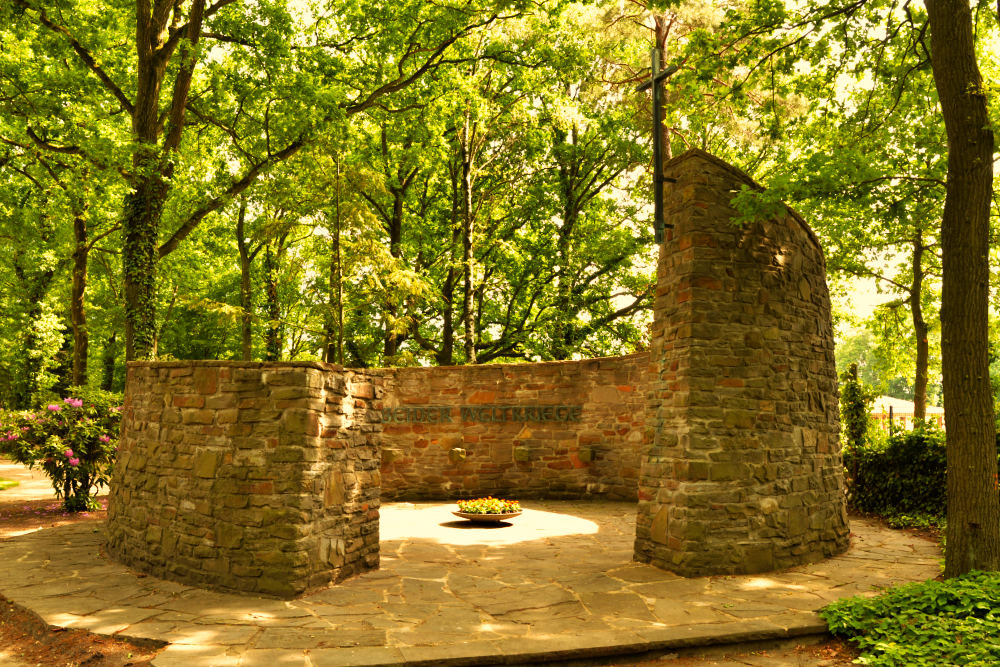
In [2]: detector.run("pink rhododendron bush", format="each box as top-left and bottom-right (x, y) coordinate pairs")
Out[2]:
(1, 388), (122, 511)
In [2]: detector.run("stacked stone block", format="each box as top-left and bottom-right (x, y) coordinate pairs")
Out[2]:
(106, 361), (380, 598)
(634, 149), (849, 575)
(377, 355), (649, 502)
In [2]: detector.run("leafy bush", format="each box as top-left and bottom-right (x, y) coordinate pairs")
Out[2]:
(843, 425), (1000, 521)
(0, 387), (122, 511)
(457, 497), (521, 514)
(884, 512), (944, 531)
(843, 425), (948, 517)
(821, 571), (1000, 666)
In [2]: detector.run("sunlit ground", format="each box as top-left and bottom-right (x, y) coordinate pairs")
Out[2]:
(379, 502), (600, 546)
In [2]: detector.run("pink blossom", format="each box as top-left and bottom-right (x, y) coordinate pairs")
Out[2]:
(21, 426), (29, 431)
(46, 404), (61, 412)
(68, 458), (80, 466)
(26, 414), (36, 421)
(63, 397), (83, 408)
(64, 449), (74, 458)
(99, 435), (111, 443)
(110, 406), (123, 413)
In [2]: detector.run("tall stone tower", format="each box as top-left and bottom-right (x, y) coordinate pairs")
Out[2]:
(634, 149), (850, 575)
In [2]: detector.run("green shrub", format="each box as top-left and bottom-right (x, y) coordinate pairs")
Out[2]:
(821, 571), (1000, 666)
(0, 387), (122, 511)
(843, 425), (1000, 520)
(843, 425), (948, 517)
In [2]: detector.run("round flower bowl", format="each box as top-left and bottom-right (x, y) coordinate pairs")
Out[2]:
(452, 511), (522, 523)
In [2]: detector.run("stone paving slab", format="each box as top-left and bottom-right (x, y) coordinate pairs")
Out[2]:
(0, 500), (941, 666)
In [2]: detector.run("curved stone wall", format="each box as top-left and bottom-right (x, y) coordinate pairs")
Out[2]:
(633, 149), (850, 575)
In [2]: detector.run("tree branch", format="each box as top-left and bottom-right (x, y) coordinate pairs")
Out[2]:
(158, 135), (307, 257)
(13, 0), (134, 115)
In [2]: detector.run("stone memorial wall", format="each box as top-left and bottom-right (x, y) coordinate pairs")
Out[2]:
(376, 355), (649, 501)
(107, 149), (849, 598)
(633, 149), (850, 575)
(106, 362), (381, 597)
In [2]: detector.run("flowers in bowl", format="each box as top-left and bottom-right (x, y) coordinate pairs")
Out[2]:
(457, 497), (521, 514)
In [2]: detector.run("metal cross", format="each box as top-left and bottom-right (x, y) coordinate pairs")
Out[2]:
(636, 49), (678, 243)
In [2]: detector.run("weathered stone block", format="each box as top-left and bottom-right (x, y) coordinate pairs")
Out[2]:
(194, 451), (218, 478)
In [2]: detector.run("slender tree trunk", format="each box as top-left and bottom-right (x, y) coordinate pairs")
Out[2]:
(263, 244), (282, 361)
(101, 332), (117, 392)
(910, 232), (928, 420)
(552, 127), (579, 360)
(325, 160), (344, 365)
(70, 213), (89, 386)
(437, 162), (463, 366)
(236, 199), (254, 361)
(460, 111), (477, 364)
(926, 0), (1000, 577)
(383, 189), (404, 359)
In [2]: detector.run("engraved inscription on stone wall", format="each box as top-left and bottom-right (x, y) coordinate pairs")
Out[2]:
(381, 404), (583, 424)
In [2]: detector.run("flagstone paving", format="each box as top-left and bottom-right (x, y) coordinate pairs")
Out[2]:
(0, 499), (940, 666)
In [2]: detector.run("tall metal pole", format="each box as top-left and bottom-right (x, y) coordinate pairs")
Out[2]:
(637, 53), (678, 244)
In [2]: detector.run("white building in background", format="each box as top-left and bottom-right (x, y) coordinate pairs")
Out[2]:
(870, 395), (945, 432)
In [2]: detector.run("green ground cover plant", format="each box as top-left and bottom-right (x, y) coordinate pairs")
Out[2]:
(821, 571), (1000, 666)
(0, 388), (122, 511)
(0, 479), (17, 491)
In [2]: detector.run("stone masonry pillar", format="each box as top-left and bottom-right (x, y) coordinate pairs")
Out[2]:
(107, 362), (381, 598)
(634, 149), (850, 575)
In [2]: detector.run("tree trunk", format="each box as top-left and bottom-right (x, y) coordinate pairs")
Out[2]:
(70, 213), (89, 386)
(383, 188), (404, 359)
(909, 232), (928, 420)
(325, 160), (344, 364)
(926, 0), (1000, 577)
(122, 168), (168, 361)
(460, 112), (477, 364)
(236, 199), (253, 361)
(123, 0), (206, 361)
(100, 332), (117, 392)
(551, 126), (579, 360)
(263, 244), (282, 361)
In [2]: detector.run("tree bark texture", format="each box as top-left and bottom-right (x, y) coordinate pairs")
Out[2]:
(909, 232), (928, 421)
(460, 112), (477, 364)
(101, 333), (117, 392)
(325, 163), (344, 365)
(925, 0), (1000, 577)
(236, 199), (254, 361)
(551, 126), (579, 360)
(123, 0), (206, 361)
(70, 213), (89, 386)
(263, 244), (282, 361)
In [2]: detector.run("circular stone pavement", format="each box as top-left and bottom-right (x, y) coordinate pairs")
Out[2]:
(0, 500), (941, 666)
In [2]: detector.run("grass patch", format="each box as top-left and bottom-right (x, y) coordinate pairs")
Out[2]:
(821, 571), (1000, 666)
(0, 479), (18, 491)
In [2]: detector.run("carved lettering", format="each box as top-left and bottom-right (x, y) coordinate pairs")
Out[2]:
(384, 404), (582, 424)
